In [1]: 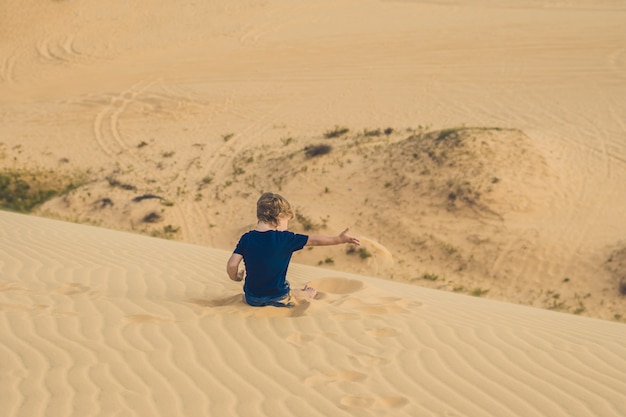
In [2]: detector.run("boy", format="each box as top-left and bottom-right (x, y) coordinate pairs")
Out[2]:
(227, 192), (360, 307)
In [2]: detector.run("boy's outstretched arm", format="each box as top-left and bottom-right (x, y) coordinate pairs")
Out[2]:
(306, 227), (361, 247)
(227, 253), (244, 281)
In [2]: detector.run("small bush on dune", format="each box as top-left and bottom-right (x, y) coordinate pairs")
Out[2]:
(358, 247), (372, 259)
(363, 128), (382, 137)
(106, 176), (136, 191)
(132, 194), (163, 203)
(471, 288), (489, 297)
(304, 144), (332, 158)
(324, 126), (349, 139)
(606, 247), (626, 297)
(142, 211), (162, 223)
(434, 128), (464, 145)
(421, 273), (439, 281)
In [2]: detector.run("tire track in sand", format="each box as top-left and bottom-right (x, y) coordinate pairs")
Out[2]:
(36, 35), (91, 65)
(92, 79), (196, 242)
(92, 79), (163, 175)
(207, 101), (287, 180)
(149, 80), (218, 246)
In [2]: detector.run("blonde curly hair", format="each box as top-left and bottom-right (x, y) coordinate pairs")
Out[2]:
(256, 192), (294, 226)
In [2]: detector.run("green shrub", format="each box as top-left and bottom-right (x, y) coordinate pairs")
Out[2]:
(358, 247), (372, 259)
(421, 273), (439, 281)
(304, 144), (332, 158)
(324, 126), (349, 138)
(471, 288), (489, 297)
(0, 168), (84, 213)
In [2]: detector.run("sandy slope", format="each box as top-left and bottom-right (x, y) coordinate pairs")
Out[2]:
(2, 2), (625, 415)
(1, 210), (626, 417)
(1, 0), (626, 321)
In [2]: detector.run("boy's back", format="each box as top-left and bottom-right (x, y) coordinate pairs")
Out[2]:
(234, 230), (308, 298)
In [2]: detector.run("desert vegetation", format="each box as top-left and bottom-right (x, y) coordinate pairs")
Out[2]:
(0, 167), (87, 213)
(606, 246), (626, 297)
(324, 126), (350, 138)
(304, 144), (332, 158)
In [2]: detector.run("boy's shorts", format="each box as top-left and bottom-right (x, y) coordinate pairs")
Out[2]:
(244, 292), (294, 308)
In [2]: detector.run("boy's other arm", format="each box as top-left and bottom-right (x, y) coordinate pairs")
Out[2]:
(227, 253), (244, 281)
(306, 227), (360, 247)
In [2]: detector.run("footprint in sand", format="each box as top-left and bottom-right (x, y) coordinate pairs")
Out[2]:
(366, 327), (399, 338)
(330, 296), (421, 320)
(56, 283), (91, 296)
(339, 395), (408, 410)
(336, 297), (411, 314)
(307, 277), (363, 295)
(304, 369), (367, 386)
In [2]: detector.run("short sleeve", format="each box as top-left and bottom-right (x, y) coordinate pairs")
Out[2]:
(233, 234), (247, 255)
(289, 232), (309, 252)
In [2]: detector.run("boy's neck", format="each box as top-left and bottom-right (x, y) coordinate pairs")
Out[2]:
(255, 221), (278, 232)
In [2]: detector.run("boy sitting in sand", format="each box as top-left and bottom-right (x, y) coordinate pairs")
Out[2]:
(227, 192), (360, 307)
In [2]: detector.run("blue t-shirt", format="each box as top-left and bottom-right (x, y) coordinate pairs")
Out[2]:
(234, 230), (309, 299)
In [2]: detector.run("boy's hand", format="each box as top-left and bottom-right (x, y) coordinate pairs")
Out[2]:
(340, 228), (361, 246)
(306, 228), (360, 247)
(227, 253), (244, 281)
(235, 269), (245, 282)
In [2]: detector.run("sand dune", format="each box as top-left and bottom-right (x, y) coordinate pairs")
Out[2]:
(2, 0), (625, 322)
(1, 210), (626, 417)
(1, 1), (626, 414)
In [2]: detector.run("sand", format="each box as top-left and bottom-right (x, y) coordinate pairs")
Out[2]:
(2, 210), (626, 416)
(1, 0), (626, 415)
